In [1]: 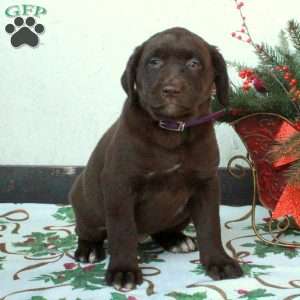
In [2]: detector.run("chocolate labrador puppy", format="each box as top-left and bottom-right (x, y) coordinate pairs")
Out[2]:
(69, 27), (243, 290)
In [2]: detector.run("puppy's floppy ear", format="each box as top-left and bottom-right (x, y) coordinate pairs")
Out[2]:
(210, 46), (229, 106)
(121, 44), (144, 101)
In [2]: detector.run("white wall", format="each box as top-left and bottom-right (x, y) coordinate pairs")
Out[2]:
(0, 0), (299, 166)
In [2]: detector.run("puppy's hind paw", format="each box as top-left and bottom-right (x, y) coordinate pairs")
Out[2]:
(152, 231), (198, 253)
(74, 239), (106, 263)
(169, 236), (197, 253)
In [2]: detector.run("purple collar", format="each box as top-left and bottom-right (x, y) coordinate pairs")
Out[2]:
(158, 109), (227, 132)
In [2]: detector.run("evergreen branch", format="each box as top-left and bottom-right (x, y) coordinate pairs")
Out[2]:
(212, 86), (297, 123)
(221, 5), (300, 122)
(288, 19), (300, 51)
(255, 44), (300, 116)
(256, 43), (285, 66)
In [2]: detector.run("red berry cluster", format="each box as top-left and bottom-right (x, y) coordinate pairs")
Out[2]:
(275, 65), (300, 101)
(239, 69), (267, 93)
(231, 1), (252, 44)
(239, 69), (254, 91)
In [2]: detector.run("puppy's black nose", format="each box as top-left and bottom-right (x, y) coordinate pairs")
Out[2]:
(162, 85), (181, 97)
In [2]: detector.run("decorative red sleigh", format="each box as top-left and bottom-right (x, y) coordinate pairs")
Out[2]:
(227, 113), (300, 248)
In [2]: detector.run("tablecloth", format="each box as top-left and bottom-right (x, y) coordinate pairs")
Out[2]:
(0, 204), (299, 300)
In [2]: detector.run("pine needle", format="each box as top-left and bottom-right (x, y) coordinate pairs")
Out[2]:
(288, 20), (300, 51)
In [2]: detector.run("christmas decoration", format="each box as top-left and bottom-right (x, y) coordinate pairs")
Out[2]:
(232, 114), (300, 211)
(212, 2), (300, 123)
(218, 1), (300, 241)
(268, 129), (300, 226)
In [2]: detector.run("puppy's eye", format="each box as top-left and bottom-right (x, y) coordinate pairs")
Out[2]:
(186, 58), (202, 70)
(148, 57), (163, 68)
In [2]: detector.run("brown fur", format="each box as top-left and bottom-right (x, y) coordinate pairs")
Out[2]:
(69, 27), (243, 290)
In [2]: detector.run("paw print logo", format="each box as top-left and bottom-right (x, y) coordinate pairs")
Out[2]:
(5, 16), (45, 47)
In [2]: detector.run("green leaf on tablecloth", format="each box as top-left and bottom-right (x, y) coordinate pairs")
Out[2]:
(241, 240), (299, 258)
(32, 263), (106, 290)
(50, 233), (77, 252)
(238, 288), (274, 299)
(53, 206), (75, 224)
(167, 291), (207, 299)
(14, 231), (77, 257)
(0, 256), (6, 270)
(110, 292), (128, 300)
(241, 263), (274, 276)
(14, 232), (57, 256)
(191, 264), (206, 275)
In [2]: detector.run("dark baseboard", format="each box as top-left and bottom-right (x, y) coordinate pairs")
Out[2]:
(0, 166), (253, 206)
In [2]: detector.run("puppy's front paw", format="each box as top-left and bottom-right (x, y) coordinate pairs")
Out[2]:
(74, 239), (106, 263)
(105, 267), (143, 291)
(203, 254), (243, 280)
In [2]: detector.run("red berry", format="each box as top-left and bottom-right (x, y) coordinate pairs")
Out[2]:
(241, 28), (245, 33)
(284, 74), (291, 80)
(246, 71), (253, 78)
(283, 66), (289, 72)
(285, 72), (292, 79)
(237, 35), (242, 40)
(231, 32), (236, 37)
(239, 70), (246, 78)
(290, 79), (298, 86)
(246, 38), (251, 43)
(237, 2), (244, 9)
(275, 65), (284, 71)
